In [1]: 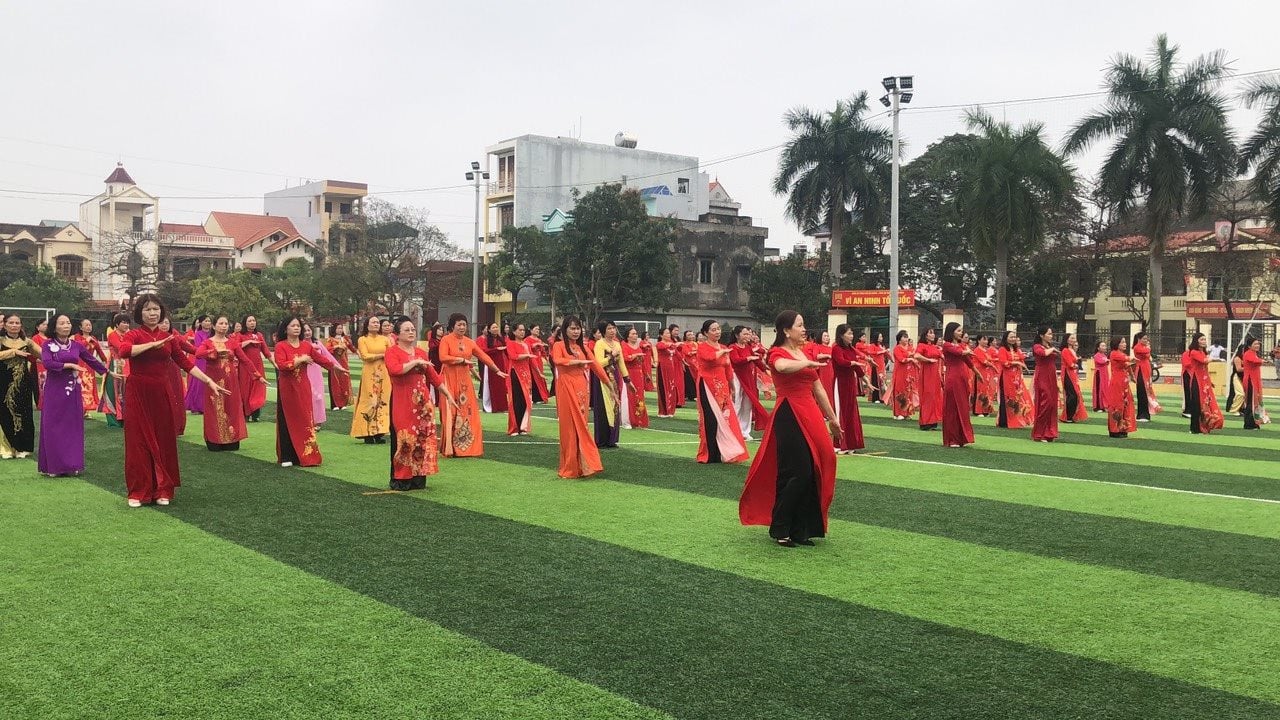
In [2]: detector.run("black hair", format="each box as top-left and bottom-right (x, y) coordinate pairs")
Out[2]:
(942, 322), (960, 343)
(1059, 332), (1073, 350)
(507, 322), (527, 340)
(241, 315), (258, 333)
(365, 315), (384, 335)
(2, 314), (27, 339)
(771, 310), (799, 348)
(446, 313), (467, 332)
(392, 316), (415, 335)
(1187, 332), (1205, 352)
(49, 313), (73, 340)
(558, 315), (588, 356)
(731, 325), (749, 343)
(834, 323), (854, 349)
(275, 316), (302, 342)
(131, 293), (167, 326)
(918, 327), (936, 345)
(700, 319), (718, 336)
(1133, 330), (1147, 346)
(1109, 336), (1124, 352)
(1035, 325), (1052, 346)
(895, 330), (909, 342)
(1001, 331), (1017, 351)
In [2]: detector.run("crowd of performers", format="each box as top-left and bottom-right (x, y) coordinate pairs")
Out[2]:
(2, 298), (1272, 548)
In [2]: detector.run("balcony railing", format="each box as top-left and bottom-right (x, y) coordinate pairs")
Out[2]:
(487, 180), (515, 196)
(158, 232), (235, 249)
(332, 213), (366, 225)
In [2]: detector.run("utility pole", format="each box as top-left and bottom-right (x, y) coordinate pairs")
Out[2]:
(880, 76), (913, 339)
(465, 161), (490, 336)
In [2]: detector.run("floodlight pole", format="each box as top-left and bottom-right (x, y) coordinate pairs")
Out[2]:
(466, 161), (489, 337)
(888, 87), (901, 341)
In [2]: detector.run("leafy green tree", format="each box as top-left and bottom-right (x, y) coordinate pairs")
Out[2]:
(0, 265), (88, 316)
(773, 92), (891, 279)
(537, 184), (678, 329)
(1241, 76), (1280, 227)
(898, 134), (992, 321)
(958, 109), (1076, 328)
(745, 252), (830, 330)
(1064, 34), (1236, 331)
(182, 272), (277, 326)
(486, 225), (550, 310)
(0, 254), (37, 290)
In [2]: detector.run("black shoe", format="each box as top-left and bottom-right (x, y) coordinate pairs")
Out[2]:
(363, 437), (376, 445)
(776, 538), (798, 548)
(796, 539), (816, 546)
(375, 435), (387, 444)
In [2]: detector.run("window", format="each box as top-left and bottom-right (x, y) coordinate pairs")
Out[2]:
(1206, 275), (1251, 301)
(340, 202), (352, 215)
(677, 178), (690, 194)
(324, 201), (332, 214)
(697, 257), (714, 284)
(498, 205), (514, 230)
(131, 216), (143, 232)
(54, 255), (84, 279)
(307, 202), (312, 217)
(736, 265), (751, 289)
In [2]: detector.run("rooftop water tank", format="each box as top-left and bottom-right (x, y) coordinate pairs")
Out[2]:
(614, 132), (638, 149)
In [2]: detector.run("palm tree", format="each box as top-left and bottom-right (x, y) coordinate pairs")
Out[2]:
(1241, 76), (1280, 228)
(773, 92), (892, 279)
(1063, 34), (1236, 333)
(957, 109), (1076, 329)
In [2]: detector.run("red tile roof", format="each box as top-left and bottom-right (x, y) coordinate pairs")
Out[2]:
(209, 211), (304, 250)
(1103, 226), (1277, 253)
(242, 262), (267, 270)
(104, 163), (135, 185)
(1102, 231), (1206, 253)
(158, 222), (207, 236)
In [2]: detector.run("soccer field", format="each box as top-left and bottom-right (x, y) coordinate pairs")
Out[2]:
(3, 387), (1280, 719)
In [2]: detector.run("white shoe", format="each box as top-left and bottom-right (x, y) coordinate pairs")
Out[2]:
(15, 452), (29, 459)
(127, 499), (142, 508)
(156, 498), (170, 506)
(1137, 418), (1150, 423)
(281, 462), (293, 468)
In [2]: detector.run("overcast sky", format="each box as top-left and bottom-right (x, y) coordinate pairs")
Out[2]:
(3, 1), (1277, 254)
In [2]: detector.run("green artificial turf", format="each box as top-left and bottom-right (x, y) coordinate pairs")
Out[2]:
(3, 374), (1280, 719)
(0, 477), (671, 720)
(59, 429), (1280, 719)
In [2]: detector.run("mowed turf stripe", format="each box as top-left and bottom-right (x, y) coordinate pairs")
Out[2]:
(70, 429), (1280, 718)
(471, 437), (1280, 596)
(559, 408), (1280, 501)
(315, 404), (1280, 594)
(0, 476), (670, 720)
(211, 425), (1280, 704)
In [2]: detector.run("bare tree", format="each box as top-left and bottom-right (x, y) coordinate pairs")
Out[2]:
(362, 198), (460, 310)
(97, 229), (160, 304)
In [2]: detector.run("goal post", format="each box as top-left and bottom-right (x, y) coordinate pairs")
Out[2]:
(1225, 317), (1280, 402)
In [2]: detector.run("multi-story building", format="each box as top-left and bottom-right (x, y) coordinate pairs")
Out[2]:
(480, 134), (772, 326)
(76, 164), (236, 301)
(264, 180), (367, 258)
(0, 221), (94, 292)
(156, 223), (235, 280)
(1069, 218), (1278, 353)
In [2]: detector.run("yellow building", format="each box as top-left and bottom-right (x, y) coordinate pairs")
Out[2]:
(0, 221), (94, 292)
(1075, 220), (1278, 352)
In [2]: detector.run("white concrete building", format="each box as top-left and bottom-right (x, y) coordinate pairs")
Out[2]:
(78, 164), (161, 300)
(263, 180), (367, 257)
(483, 134), (710, 252)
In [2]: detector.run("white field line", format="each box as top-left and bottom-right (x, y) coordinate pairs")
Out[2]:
(521, 408), (1280, 506)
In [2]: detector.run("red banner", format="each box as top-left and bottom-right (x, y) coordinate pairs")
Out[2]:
(1184, 301), (1274, 319)
(831, 289), (916, 309)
